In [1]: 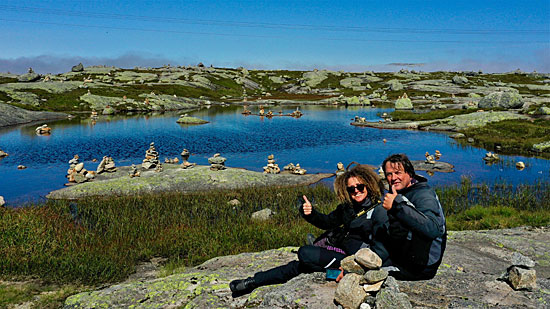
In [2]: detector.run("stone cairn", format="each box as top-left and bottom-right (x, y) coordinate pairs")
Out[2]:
(336, 162), (345, 176)
(483, 152), (500, 163)
(164, 157), (180, 164)
(0, 148), (8, 158)
(96, 156), (117, 174)
(283, 163), (307, 175)
(67, 154), (95, 184)
(354, 116), (366, 123)
(263, 154), (281, 174)
(241, 105), (251, 115)
(180, 149), (196, 169)
(425, 152), (436, 164)
(208, 153), (226, 171)
(500, 252), (537, 291)
(35, 124), (52, 135)
(142, 142), (160, 170)
(290, 107), (303, 118)
(434, 149), (442, 160)
(129, 164), (140, 178)
(334, 248), (412, 309)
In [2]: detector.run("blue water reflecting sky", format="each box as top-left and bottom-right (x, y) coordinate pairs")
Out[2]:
(0, 105), (548, 205)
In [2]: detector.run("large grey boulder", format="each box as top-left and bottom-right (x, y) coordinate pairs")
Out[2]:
(394, 97), (413, 110)
(478, 91), (524, 109)
(71, 63), (84, 72)
(452, 75), (469, 85)
(17, 71), (41, 82)
(386, 79), (404, 91)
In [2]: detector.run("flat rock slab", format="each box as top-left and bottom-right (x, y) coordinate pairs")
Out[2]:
(0, 102), (67, 127)
(46, 165), (334, 200)
(64, 226), (550, 308)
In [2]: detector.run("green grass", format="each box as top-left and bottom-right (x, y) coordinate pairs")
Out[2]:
(390, 109), (475, 121)
(458, 119), (550, 157)
(0, 180), (549, 306)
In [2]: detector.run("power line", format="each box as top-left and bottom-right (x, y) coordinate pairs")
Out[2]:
(2, 18), (548, 45)
(0, 4), (548, 36)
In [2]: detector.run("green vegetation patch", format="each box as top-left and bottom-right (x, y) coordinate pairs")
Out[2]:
(459, 119), (550, 157)
(390, 109), (475, 121)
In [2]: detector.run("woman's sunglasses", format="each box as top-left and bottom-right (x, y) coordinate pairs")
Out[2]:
(346, 183), (366, 194)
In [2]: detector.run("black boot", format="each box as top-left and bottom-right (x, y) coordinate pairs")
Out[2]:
(229, 277), (257, 297)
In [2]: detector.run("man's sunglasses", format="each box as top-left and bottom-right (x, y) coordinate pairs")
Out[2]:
(346, 184), (366, 194)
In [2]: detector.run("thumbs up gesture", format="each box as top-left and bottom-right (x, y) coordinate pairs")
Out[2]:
(383, 185), (398, 210)
(302, 195), (313, 215)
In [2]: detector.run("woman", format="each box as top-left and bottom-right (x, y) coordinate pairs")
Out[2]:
(230, 163), (388, 297)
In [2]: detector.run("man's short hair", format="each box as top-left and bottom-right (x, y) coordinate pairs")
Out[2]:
(382, 153), (416, 178)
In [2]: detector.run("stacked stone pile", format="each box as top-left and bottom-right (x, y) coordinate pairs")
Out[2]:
(354, 116), (366, 123)
(283, 163), (307, 175)
(66, 155), (95, 184)
(336, 162), (345, 176)
(96, 156), (117, 173)
(142, 142), (160, 169)
(335, 248), (412, 309)
(164, 157), (180, 164)
(35, 124), (51, 135)
(180, 148), (196, 169)
(501, 252), (537, 291)
(263, 154), (280, 174)
(395, 92), (413, 110)
(483, 152), (500, 162)
(208, 153), (227, 170)
(129, 164), (140, 178)
(425, 152), (436, 164)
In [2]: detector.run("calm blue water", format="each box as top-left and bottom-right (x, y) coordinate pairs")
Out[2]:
(0, 105), (548, 206)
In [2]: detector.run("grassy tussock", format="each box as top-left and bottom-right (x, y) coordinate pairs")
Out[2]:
(1, 181), (549, 286)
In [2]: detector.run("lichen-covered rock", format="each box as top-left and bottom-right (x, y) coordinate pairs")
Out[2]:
(532, 141), (550, 153)
(395, 97), (413, 110)
(511, 252), (536, 268)
(340, 77), (363, 89)
(102, 106), (116, 115)
(176, 116), (209, 124)
(334, 273), (368, 309)
(0, 102), (67, 127)
(508, 266), (537, 291)
(355, 248), (382, 269)
(386, 79), (404, 91)
(452, 75), (468, 85)
(341, 255), (366, 275)
(71, 63), (84, 72)
(364, 269), (388, 284)
(478, 91), (524, 109)
(302, 70), (329, 87)
(251, 208), (273, 221)
(17, 72), (41, 82)
(375, 289), (412, 309)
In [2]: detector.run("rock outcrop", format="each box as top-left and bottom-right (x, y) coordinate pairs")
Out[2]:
(64, 226), (550, 308)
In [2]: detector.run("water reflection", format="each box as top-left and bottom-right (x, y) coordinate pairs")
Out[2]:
(0, 105), (548, 205)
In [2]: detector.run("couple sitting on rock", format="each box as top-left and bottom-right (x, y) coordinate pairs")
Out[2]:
(230, 153), (447, 297)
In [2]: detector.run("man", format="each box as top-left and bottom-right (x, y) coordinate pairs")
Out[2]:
(378, 153), (446, 280)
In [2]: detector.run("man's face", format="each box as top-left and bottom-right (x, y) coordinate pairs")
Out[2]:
(384, 162), (413, 192)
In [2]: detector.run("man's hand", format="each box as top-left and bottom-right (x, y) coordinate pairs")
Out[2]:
(302, 195), (312, 215)
(383, 185), (398, 210)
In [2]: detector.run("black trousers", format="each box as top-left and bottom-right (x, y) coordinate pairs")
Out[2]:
(253, 245), (346, 286)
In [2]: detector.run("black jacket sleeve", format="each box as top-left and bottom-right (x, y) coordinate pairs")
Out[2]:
(388, 188), (445, 240)
(301, 203), (347, 230)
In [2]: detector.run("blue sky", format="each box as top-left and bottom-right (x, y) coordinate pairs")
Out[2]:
(0, 0), (549, 73)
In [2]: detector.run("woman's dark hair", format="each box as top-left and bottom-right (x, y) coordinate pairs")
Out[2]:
(381, 153), (416, 178)
(334, 162), (383, 205)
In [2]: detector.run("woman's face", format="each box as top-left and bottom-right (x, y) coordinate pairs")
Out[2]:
(346, 176), (368, 204)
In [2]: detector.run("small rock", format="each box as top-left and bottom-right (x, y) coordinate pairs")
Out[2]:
(334, 273), (369, 309)
(17, 165), (27, 169)
(0, 149), (8, 157)
(508, 266), (537, 291)
(251, 208), (273, 221)
(363, 280), (384, 293)
(355, 248), (382, 269)
(382, 276), (400, 292)
(515, 161), (525, 170)
(510, 252), (535, 268)
(74, 162), (84, 173)
(375, 289), (412, 309)
(0, 196), (5, 207)
(227, 199), (241, 207)
(467, 137), (475, 143)
(360, 303), (371, 309)
(341, 255), (366, 275)
(364, 269), (388, 284)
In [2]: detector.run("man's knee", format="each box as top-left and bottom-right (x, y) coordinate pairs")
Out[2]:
(297, 245), (320, 265)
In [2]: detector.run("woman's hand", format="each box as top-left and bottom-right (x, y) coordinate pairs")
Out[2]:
(302, 195), (312, 215)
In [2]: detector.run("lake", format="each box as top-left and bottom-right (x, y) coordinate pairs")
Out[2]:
(0, 105), (548, 206)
